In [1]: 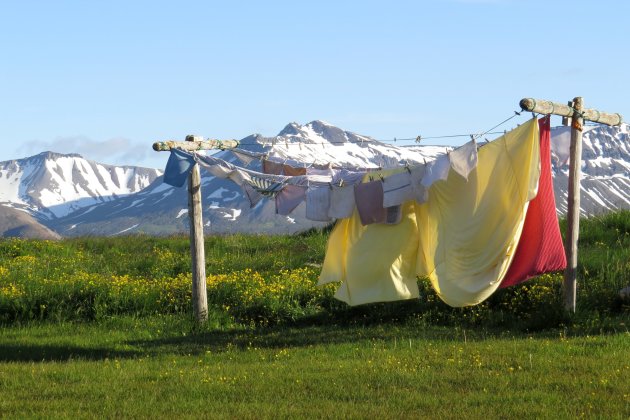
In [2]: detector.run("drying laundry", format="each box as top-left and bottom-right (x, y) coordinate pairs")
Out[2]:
(282, 164), (307, 176)
(262, 159), (284, 175)
(320, 118), (540, 307)
(328, 185), (356, 219)
(354, 180), (387, 225)
(306, 186), (332, 222)
(449, 139), (478, 180)
(163, 148), (196, 187)
(421, 154), (451, 188)
(382, 171), (414, 208)
(500, 117), (567, 288)
(276, 184), (307, 215)
(415, 118), (540, 306)
(319, 200), (421, 305)
(409, 165), (428, 204)
(232, 150), (257, 166)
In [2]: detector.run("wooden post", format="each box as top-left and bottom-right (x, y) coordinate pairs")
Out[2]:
(519, 97), (623, 313)
(563, 97), (584, 312)
(187, 135), (208, 323)
(562, 101), (572, 127)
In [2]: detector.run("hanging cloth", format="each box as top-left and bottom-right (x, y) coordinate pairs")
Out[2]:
(319, 200), (420, 305)
(163, 149), (196, 187)
(319, 118), (540, 307)
(262, 159), (284, 175)
(415, 118), (540, 307)
(276, 184), (307, 215)
(283, 164), (307, 176)
(421, 154), (450, 188)
(500, 117), (567, 288)
(328, 185), (356, 219)
(306, 186), (332, 222)
(354, 180), (387, 225)
(449, 139), (478, 181)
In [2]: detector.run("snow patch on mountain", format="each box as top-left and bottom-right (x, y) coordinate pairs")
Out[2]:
(552, 123), (630, 216)
(0, 151), (162, 220)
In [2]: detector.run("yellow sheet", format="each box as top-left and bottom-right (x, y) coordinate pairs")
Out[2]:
(415, 118), (540, 306)
(319, 118), (540, 307)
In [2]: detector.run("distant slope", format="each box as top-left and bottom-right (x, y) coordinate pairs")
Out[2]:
(0, 206), (61, 240)
(553, 123), (630, 215)
(0, 151), (161, 220)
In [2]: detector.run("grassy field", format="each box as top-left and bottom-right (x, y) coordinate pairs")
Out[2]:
(1, 315), (628, 418)
(1, 211), (629, 418)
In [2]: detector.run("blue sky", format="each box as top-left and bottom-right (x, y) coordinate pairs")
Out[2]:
(1, 0), (628, 169)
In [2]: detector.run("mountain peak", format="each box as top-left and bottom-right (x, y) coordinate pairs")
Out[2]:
(34, 151), (84, 161)
(275, 120), (369, 145)
(277, 122), (301, 136)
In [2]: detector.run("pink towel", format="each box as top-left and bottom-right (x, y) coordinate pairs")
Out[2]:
(500, 117), (567, 288)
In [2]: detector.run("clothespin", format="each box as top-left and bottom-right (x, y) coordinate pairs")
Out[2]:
(394, 137), (397, 143)
(339, 179), (344, 187)
(285, 139), (289, 148)
(514, 110), (521, 116)
(328, 182), (333, 190)
(415, 135), (422, 143)
(379, 174), (385, 183)
(404, 162), (411, 174)
(423, 158), (427, 165)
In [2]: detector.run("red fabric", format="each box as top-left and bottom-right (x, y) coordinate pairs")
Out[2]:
(500, 117), (567, 288)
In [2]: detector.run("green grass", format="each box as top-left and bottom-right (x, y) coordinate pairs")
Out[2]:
(0, 315), (628, 418)
(1, 211), (630, 417)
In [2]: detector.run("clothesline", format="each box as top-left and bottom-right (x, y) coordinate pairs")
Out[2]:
(162, 117), (569, 309)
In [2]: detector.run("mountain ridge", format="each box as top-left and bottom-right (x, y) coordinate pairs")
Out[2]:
(1, 120), (629, 239)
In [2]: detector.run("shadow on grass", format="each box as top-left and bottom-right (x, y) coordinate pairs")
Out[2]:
(0, 344), (140, 362)
(124, 313), (520, 356)
(126, 307), (630, 356)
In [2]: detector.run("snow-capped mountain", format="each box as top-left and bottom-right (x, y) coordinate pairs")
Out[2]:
(552, 123), (630, 215)
(1, 120), (629, 239)
(0, 151), (161, 220)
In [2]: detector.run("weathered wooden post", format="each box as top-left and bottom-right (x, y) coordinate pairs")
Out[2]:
(153, 136), (239, 322)
(186, 135), (208, 323)
(519, 97), (623, 312)
(563, 97), (584, 312)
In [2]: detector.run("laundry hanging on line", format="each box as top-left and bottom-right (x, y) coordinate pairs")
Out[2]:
(319, 118), (541, 307)
(499, 117), (567, 288)
(161, 139), (479, 224)
(160, 117), (566, 308)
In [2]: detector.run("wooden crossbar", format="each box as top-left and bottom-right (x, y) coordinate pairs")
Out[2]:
(520, 98), (623, 126)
